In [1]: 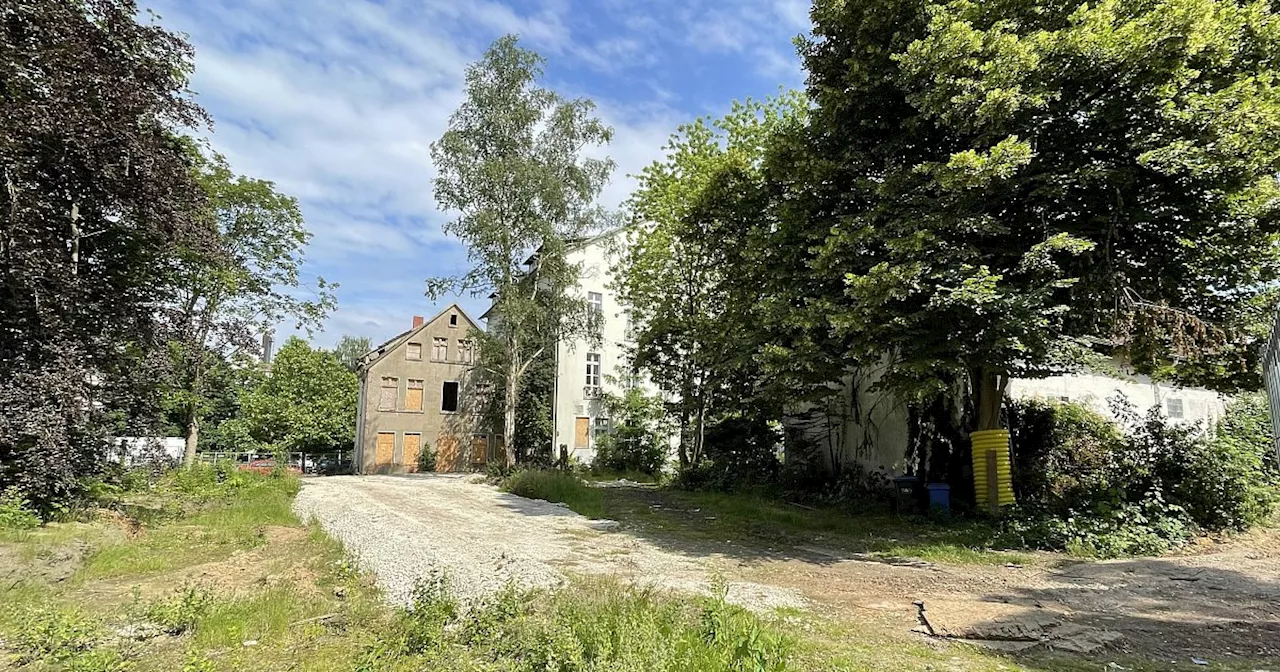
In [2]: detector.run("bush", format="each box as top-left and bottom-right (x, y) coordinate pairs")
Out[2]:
(8, 606), (102, 662)
(1003, 394), (1280, 557)
(500, 469), (604, 518)
(142, 585), (214, 635)
(0, 487), (42, 530)
(417, 441), (436, 473)
(673, 417), (783, 493)
(591, 387), (671, 477)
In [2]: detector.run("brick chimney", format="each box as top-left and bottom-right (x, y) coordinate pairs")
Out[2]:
(412, 315), (424, 329)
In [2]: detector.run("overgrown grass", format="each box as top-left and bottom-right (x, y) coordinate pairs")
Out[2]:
(501, 469), (606, 518)
(604, 488), (1037, 566)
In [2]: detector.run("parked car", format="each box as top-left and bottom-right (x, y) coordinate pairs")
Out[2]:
(238, 458), (302, 475)
(315, 456), (353, 476)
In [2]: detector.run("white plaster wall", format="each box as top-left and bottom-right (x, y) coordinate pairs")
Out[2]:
(1007, 371), (1228, 427)
(552, 234), (656, 463)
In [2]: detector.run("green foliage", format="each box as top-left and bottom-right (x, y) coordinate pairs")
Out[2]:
(428, 35), (614, 467)
(0, 487), (42, 530)
(501, 469), (605, 518)
(674, 418), (783, 493)
(7, 605), (102, 662)
(417, 440), (437, 473)
(332, 335), (372, 371)
(1004, 395), (1280, 557)
(619, 94), (807, 465)
(142, 585), (214, 635)
(592, 386), (671, 476)
(361, 577), (792, 671)
(239, 338), (358, 453)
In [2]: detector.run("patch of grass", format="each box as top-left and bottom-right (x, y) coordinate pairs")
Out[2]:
(81, 475), (301, 580)
(603, 488), (1035, 566)
(192, 583), (329, 649)
(501, 469), (606, 518)
(5, 604), (103, 663)
(581, 468), (662, 484)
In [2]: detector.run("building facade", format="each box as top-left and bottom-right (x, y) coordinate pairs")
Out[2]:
(353, 305), (495, 474)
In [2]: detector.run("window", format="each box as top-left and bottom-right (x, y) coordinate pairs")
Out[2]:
(406, 342), (422, 360)
(588, 291), (603, 313)
(1057, 396), (1070, 403)
(406, 379), (424, 411)
(593, 416), (610, 436)
(585, 352), (601, 388)
(432, 337), (448, 361)
(1167, 398), (1185, 419)
(458, 339), (474, 364)
(449, 313), (458, 327)
(378, 377), (398, 411)
(441, 381), (459, 413)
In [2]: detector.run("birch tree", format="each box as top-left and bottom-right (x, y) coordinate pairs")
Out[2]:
(429, 35), (614, 467)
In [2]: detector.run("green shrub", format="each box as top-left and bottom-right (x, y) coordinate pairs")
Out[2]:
(591, 387), (671, 477)
(1003, 394), (1280, 557)
(674, 417), (783, 493)
(501, 469), (605, 518)
(0, 487), (41, 530)
(399, 574), (458, 655)
(66, 648), (131, 672)
(417, 441), (436, 473)
(9, 606), (102, 662)
(142, 585), (214, 635)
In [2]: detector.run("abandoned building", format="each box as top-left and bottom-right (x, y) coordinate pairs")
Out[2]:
(353, 304), (497, 474)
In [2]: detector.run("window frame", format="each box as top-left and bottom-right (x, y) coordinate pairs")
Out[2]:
(441, 380), (460, 413)
(406, 342), (422, 361)
(585, 352), (601, 388)
(1166, 397), (1185, 419)
(432, 337), (448, 362)
(378, 377), (399, 411)
(405, 379), (425, 412)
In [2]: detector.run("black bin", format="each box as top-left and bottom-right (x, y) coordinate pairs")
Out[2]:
(892, 476), (920, 515)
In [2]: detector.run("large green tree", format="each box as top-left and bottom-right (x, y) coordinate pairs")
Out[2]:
(800, 0), (1280, 430)
(428, 35), (614, 466)
(171, 146), (334, 467)
(620, 95), (807, 466)
(0, 0), (209, 508)
(332, 335), (372, 371)
(239, 338), (357, 453)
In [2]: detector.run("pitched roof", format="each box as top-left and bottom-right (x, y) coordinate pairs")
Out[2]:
(358, 303), (481, 371)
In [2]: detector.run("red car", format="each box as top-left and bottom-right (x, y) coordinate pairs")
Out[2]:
(238, 458), (302, 475)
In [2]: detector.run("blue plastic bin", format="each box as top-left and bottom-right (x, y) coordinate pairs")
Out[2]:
(926, 483), (951, 513)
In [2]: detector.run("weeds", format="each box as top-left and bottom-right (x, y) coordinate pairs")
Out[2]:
(0, 487), (42, 531)
(141, 584), (214, 635)
(501, 469), (605, 518)
(7, 605), (102, 662)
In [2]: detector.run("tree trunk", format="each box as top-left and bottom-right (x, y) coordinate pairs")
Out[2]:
(504, 356), (519, 468)
(183, 406), (199, 468)
(972, 367), (1008, 431)
(692, 392), (707, 465)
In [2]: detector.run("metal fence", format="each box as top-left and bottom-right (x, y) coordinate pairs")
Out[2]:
(1262, 310), (1280, 464)
(197, 450), (353, 475)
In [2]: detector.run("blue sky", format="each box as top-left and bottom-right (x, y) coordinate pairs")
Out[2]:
(140, 0), (808, 348)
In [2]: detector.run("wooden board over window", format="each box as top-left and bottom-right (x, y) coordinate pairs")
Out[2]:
(574, 417), (590, 448)
(406, 342), (422, 360)
(375, 432), (395, 466)
(403, 433), (421, 471)
(379, 377), (398, 411)
(471, 435), (488, 464)
(406, 379), (424, 411)
(436, 434), (460, 472)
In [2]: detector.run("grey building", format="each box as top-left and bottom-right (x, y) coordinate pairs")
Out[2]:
(353, 304), (495, 474)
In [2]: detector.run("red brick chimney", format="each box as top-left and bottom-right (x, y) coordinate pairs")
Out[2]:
(412, 315), (424, 329)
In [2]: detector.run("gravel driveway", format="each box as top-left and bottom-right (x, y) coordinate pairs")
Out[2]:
(293, 474), (804, 610)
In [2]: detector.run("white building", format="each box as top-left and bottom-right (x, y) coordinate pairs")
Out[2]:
(549, 229), (642, 462)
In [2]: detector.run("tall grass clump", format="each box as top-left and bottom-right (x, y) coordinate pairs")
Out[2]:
(359, 577), (792, 671)
(501, 469), (605, 518)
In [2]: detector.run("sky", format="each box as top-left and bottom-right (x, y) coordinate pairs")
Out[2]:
(140, 0), (809, 348)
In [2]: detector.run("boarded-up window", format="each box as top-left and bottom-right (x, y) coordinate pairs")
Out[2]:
(471, 435), (488, 464)
(432, 337), (448, 361)
(378, 377), (398, 411)
(458, 339), (474, 363)
(574, 417), (590, 448)
(406, 342), (422, 360)
(375, 432), (395, 466)
(406, 379), (424, 411)
(403, 433), (421, 468)
(441, 381), (459, 412)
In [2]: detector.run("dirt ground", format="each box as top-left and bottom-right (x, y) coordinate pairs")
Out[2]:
(296, 475), (1280, 665)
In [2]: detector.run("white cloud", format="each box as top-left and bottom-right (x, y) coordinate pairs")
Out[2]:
(142, 0), (797, 347)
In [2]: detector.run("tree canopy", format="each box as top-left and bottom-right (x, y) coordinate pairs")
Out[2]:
(238, 338), (357, 453)
(428, 35), (614, 465)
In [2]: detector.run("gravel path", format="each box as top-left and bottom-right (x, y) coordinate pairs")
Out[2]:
(293, 474), (805, 610)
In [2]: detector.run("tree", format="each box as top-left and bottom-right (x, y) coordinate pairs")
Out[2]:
(239, 338), (357, 453)
(428, 35), (614, 467)
(333, 335), (371, 371)
(798, 0), (1280, 431)
(171, 146), (335, 467)
(0, 0), (209, 509)
(619, 95), (807, 466)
